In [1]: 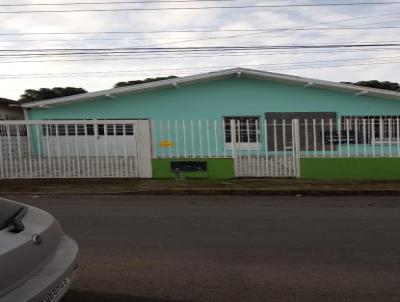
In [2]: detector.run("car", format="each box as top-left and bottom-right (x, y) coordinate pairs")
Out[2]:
(0, 197), (79, 302)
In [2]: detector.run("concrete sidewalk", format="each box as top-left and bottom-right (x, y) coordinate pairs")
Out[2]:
(1, 178), (400, 195)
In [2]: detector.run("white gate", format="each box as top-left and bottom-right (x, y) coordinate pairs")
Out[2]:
(231, 119), (301, 178)
(0, 120), (152, 179)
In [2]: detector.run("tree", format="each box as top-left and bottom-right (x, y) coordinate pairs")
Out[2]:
(19, 87), (87, 103)
(114, 76), (177, 88)
(342, 80), (400, 92)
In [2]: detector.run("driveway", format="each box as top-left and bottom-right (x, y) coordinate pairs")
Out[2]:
(10, 195), (400, 302)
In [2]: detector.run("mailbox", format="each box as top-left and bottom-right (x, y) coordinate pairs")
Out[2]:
(171, 161), (207, 172)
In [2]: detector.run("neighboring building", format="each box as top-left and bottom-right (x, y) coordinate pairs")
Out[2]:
(18, 68), (400, 180)
(0, 98), (23, 120)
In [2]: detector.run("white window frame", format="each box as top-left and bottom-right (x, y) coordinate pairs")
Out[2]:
(223, 116), (261, 150)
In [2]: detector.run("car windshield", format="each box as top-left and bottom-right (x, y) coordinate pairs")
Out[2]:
(0, 199), (26, 231)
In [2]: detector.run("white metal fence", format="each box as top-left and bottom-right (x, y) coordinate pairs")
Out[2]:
(153, 117), (400, 177)
(0, 120), (152, 179)
(152, 119), (300, 177)
(298, 117), (400, 158)
(0, 117), (399, 179)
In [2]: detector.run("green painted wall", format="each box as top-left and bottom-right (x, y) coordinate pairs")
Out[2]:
(152, 158), (235, 179)
(301, 158), (400, 180)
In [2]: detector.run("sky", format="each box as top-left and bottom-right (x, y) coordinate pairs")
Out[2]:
(0, 0), (399, 100)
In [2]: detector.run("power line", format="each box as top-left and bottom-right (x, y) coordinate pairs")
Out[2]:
(1, 10), (399, 37)
(1, 2), (400, 13)
(1, 44), (400, 55)
(1, 32), (399, 44)
(2, 55), (400, 78)
(1, 26), (400, 37)
(144, 22), (400, 47)
(2, 59), (400, 79)
(0, 47), (395, 59)
(1, 44), (398, 57)
(1, 11), (398, 50)
(1, 47), (399, 64)
(0, 0), (233, 6)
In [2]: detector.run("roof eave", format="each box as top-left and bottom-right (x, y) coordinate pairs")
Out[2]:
(22, 68), (241, 109)
(22, 67), (400, 108)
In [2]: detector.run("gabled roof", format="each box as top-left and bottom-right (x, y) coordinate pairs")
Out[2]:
(22, 67), (400, 109)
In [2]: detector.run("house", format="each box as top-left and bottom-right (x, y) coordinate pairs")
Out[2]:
(18, 68), (400, 180)
(0, 98), (23, 120)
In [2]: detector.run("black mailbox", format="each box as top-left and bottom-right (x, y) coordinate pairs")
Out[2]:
(171, 161), (207, 172)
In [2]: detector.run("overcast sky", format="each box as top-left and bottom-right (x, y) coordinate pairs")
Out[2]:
(0, 0), (399, 100)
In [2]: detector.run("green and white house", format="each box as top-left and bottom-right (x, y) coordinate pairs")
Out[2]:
(15, 67), (400, 180)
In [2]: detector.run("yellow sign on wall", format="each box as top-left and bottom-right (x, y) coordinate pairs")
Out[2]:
(160, 140), (174, 148)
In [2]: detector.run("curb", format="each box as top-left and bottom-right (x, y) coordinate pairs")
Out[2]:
(2, 189), (400, 196)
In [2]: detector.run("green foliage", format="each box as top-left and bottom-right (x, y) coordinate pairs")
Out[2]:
(114, 76), (177, 88)
(342, 80), (400, 92)
(19, 87), (87, 103)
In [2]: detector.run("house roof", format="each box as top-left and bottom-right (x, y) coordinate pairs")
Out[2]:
(22, 67), (400, 109)
(0, 98), (19, 106)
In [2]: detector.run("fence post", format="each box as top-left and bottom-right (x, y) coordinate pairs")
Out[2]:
(292, 119), (301, 178)
(136, 120), (153, 178)
(230, 119), (238, 177)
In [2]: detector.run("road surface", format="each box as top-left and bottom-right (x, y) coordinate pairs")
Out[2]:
(9, 195), (400, 302)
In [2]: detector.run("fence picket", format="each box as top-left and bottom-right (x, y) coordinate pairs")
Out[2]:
(282, 119), (287, 177)
(206, 120), (211, 158)
(175, 120), (180, 158)
(338, 120), (342, 157)
(380, 117), (384, 157)
(255, 119), (260, 177)
(74, 124), (80, 177)
(182, 120), (188, 158)
(321, 119), (325, 158)
(304, 119), (309, 158)
(363, 119), (367, 157)
(167, 120), (172, 158)
(312, 119), (317, 158)
(263, 120), (269, 177)
(397, 118), (400, 157)
(346, 119), (350, 157)
(159, 121), (165, 158)
(214, 120), (219, 158)
(273, 119), (278, 176)
(371, 118), (376, 157)
(354, 118), (359, 157)
(329, 119), (334, 157)
(388, 118), (393, 157)
(190, 120), (195, 158)
(222, 120), (227, 158)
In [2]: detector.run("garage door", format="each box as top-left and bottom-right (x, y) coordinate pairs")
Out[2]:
(38, 120), (152, 178)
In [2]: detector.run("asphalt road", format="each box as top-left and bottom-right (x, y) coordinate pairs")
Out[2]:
(10, 195), (400, 302)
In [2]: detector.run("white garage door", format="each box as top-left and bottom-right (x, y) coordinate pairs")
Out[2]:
(40, 120), (152, 178)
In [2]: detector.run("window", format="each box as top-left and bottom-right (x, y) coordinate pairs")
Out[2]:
(42, 124), (95, 136)
(224, 116), (260, 149)
(0, 125), (27, 137)
(42, 124), (134, 136)
(97, 124), (134, 136)
(341, 115), (400, 144)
